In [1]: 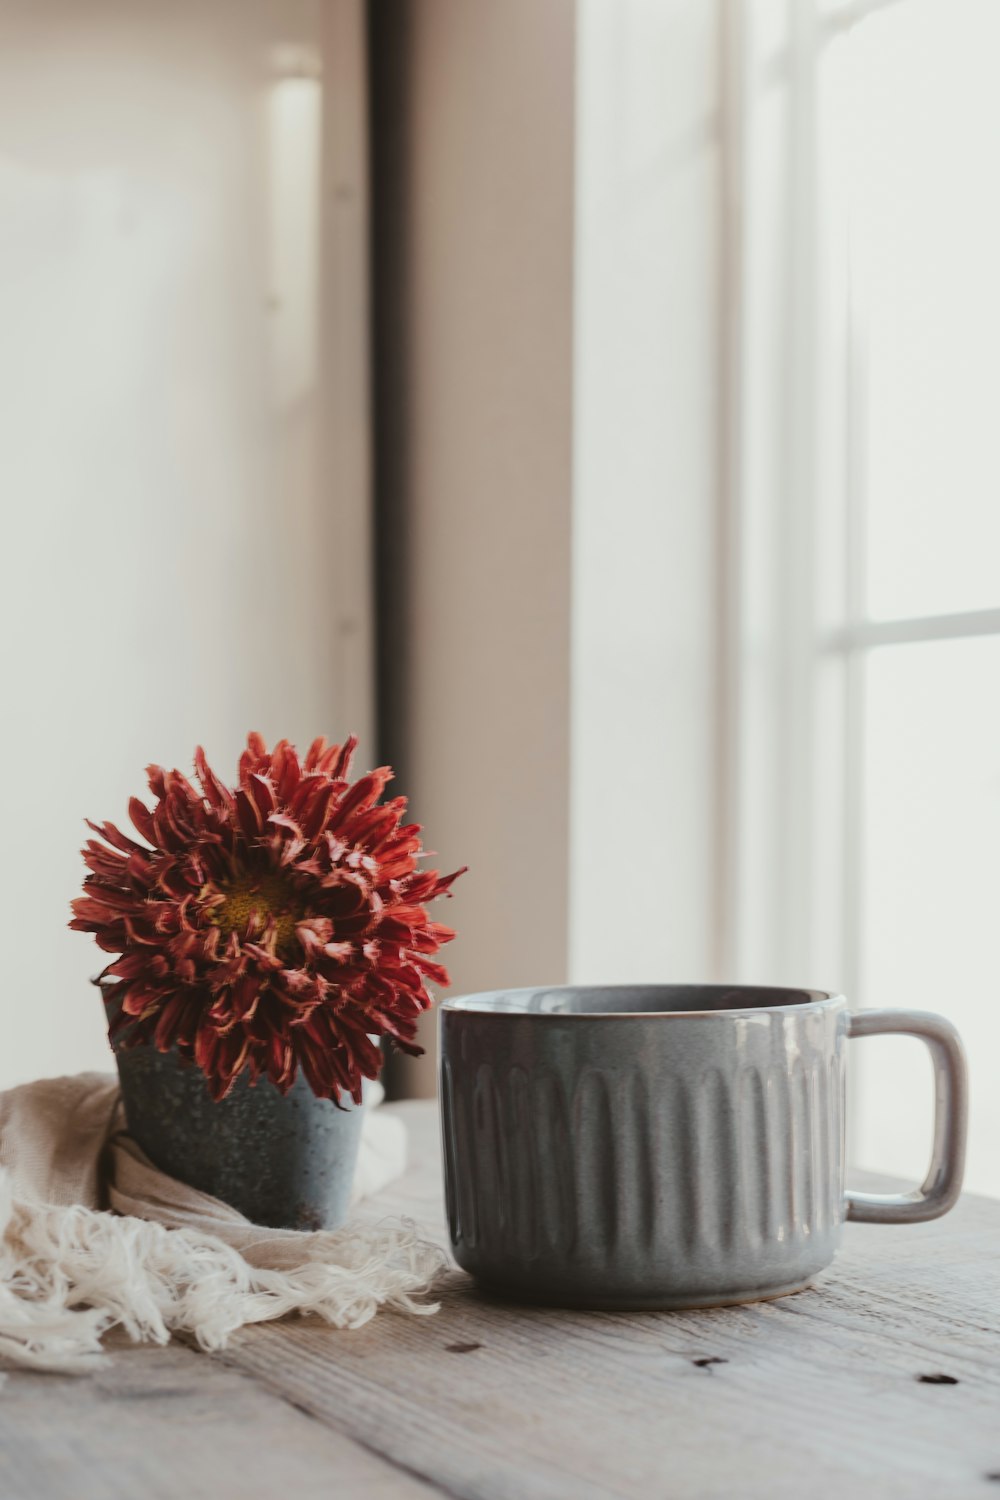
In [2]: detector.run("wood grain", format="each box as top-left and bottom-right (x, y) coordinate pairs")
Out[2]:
(3, 1100), (999, 1500)
(217, 1103), (1000, 1500)
(0, 1333), (435, 1500)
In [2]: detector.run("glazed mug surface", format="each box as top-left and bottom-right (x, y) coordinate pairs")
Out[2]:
(439, 985), (968, 1309)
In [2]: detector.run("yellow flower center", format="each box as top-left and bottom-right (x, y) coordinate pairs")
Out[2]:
(211, 870), (304, 954)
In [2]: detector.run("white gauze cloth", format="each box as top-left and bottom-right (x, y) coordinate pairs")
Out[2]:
(0, 1073), (445, 1376)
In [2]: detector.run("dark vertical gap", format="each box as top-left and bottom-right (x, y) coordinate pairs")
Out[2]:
(367, 0), (413, 1099)
(368, 0), (411, 780)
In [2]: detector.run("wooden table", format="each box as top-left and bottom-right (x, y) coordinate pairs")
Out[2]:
(2, 1102), (998, 1500)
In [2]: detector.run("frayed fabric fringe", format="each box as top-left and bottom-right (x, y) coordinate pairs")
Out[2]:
(0, 1075), (446, 1376)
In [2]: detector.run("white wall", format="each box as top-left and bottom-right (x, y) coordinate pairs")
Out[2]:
(0, 0), (372, 1088)
(3, 0), (727, 1099)
(570, 0), (722, 985)
(379, 0), (577, 1094)
(381, 0), (724, 1098)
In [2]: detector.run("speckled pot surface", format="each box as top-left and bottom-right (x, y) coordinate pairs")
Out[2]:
(113, 1044), (365, 1231)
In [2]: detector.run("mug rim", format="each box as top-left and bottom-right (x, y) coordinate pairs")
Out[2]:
(440, 983), (846, 1019)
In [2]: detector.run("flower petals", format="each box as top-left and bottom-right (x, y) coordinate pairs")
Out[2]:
(72, 732), (465, 1103)
(128, 797), (157, 846)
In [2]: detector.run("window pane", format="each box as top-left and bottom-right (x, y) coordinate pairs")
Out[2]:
(844, 0), (1000, 621)
(857, 636), (1000, 1195)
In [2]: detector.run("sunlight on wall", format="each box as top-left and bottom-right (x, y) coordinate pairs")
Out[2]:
(266, 59), (322, 410)
(0, 1), (370, 1089)
(570, 0), (720, 986)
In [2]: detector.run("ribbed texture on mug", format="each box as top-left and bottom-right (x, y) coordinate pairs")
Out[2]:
(441, 1041), (846, 1304)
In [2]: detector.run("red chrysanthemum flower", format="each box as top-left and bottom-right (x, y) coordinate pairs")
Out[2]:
(71, 733), (465, 1103)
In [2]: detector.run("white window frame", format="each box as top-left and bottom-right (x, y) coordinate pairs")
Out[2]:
(721, 0), (1000, 1013)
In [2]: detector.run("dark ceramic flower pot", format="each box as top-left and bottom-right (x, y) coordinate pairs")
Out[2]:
(113, 1044), (365, 1230)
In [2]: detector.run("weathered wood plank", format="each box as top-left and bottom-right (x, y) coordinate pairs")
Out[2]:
(0, 1331), (436, 1500)
(214, 1102), (1000, 1500)
(3, 1102), (998, 1499)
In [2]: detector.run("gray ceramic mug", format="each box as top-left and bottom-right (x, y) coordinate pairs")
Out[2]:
(439, 985), (968, 1309)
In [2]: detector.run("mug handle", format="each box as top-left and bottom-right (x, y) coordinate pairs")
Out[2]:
(845, 1008), (968, 1224)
